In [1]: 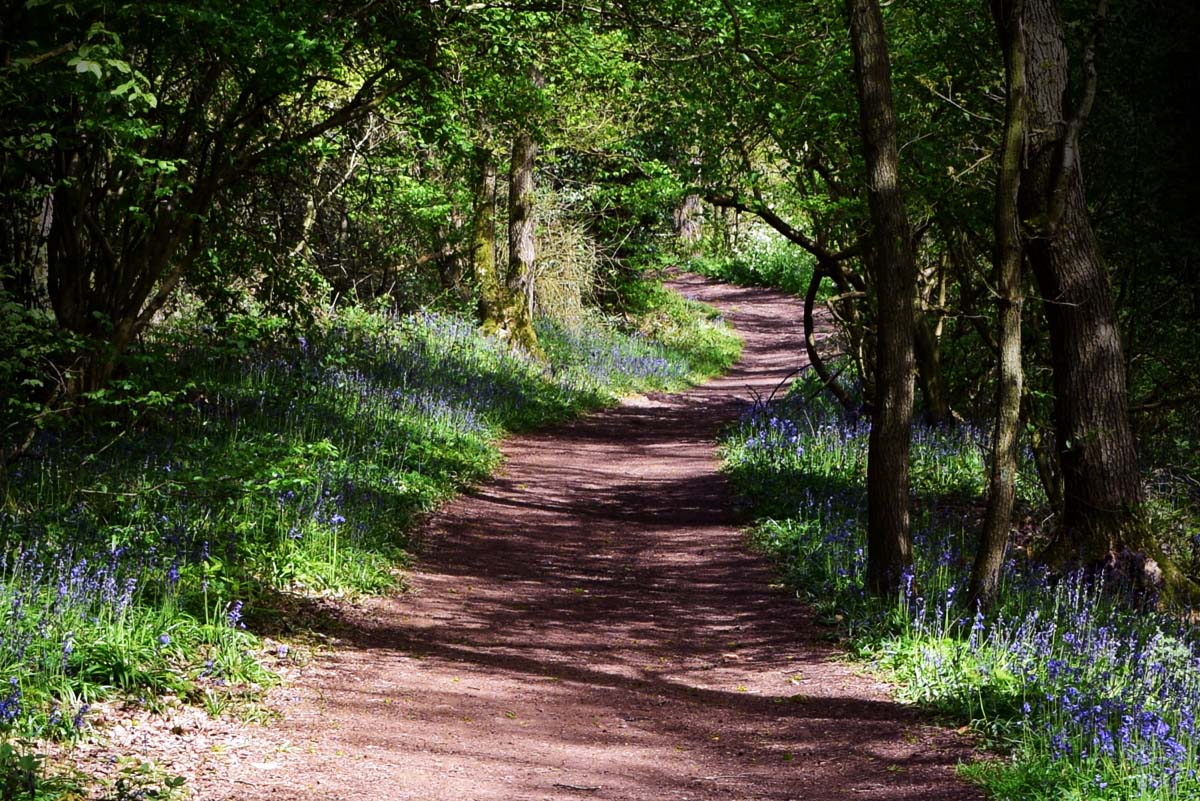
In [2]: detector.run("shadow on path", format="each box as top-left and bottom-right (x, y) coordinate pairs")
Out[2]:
(211, 273), (982, 801)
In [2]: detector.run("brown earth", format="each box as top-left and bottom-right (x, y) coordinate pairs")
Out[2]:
(134, 273), (983, 800)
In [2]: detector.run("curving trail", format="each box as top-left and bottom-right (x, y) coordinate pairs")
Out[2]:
(207, 273), (982, 801)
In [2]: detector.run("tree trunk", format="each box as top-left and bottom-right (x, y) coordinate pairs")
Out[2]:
(46, 155), (200, 393)
(1019, 0), (1146, 566)
(1028, 418), (1064, 512)
(711, 204), (733, 256)
(472, 146), (504, 334)
(845, 0), (917, 596)
(435, 211), (470, 303)
(913, 308), (950, 424)
(505, 130), (543, 358)
(673, 194), (703, 258)
(971, 0), (1028, 610)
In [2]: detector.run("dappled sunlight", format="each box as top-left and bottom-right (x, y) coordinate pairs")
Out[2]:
(207, 274), (980, 801)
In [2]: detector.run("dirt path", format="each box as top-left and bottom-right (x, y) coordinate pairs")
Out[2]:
(206, 273), (982, 801)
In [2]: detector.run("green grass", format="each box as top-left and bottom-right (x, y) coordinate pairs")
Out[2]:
(720, 368), (1200, 801)
(687, 240), (819, 297)
(0, 281), (739, 793)
(608, 278), (743, 382)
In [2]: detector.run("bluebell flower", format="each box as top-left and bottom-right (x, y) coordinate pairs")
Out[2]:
(0, 678), (21, 723)
(227, 600), (244, 628)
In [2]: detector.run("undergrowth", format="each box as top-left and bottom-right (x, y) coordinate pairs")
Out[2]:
(605, 278), (742, 383)
(0, 282), (739, 794)
(720, 368), (1200, 801)
(686, 239), (818, 297)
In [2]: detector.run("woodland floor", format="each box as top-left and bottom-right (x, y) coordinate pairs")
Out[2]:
(78, 274), (984, 800)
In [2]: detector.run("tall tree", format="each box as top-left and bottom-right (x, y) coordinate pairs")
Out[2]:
(504, 122), (543, 357)
(970, 0), (1027, 609)
(472, 145), (504, 333)
(1017, 0), (1152, 577)
(845, 0), (917, 595)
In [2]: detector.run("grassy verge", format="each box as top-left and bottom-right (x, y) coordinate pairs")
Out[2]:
(0, 282), (739, 797)
(606, 278), (742, 383)
(720, 369), (1200, 801)
(686, 241), (818, 297)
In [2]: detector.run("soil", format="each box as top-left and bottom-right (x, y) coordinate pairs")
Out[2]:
(82, 273), (985, 800)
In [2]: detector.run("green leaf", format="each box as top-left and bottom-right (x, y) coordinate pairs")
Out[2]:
(69, 57), (103, 79)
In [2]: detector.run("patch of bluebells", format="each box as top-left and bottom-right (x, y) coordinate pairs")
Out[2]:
(0, 677), (20, 724)
(536, 318), (690, 392)
(207, 310), (686, 445)
(0, 513), (234, 732)
(722, 373), (1200, 799)
(1, 304), (703, 735)
(939, 572), (1200, 797)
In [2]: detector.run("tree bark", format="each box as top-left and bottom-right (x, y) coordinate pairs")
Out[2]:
(971, 0), (1028, 610)
(505, 129), (543, 358)
(1028, 418), (1064, 512)
(472, 146), (504, 334)
(913, 307), (950, 424)
(845, 0), (916, 596)
(1019, 0), (1145, 565)
(673, 194), (703, 258)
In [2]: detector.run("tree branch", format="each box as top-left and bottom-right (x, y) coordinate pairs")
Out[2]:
(705, 192), (860, 263)
(1047, 0), (1106, 234)
(804, 262), (858, 413)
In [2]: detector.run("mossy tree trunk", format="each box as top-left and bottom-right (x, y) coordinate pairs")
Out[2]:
(472, 145), (505, 336)
(505, 129), (544, 358)
(673, 194), (703, 258)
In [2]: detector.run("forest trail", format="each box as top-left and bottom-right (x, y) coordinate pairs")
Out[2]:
(206, 274), (982, 801)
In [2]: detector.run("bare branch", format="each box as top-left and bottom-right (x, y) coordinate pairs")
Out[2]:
(804, 263), (858, 413)
(19, 41), (77, 67)
(705, 192), (860, 264)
